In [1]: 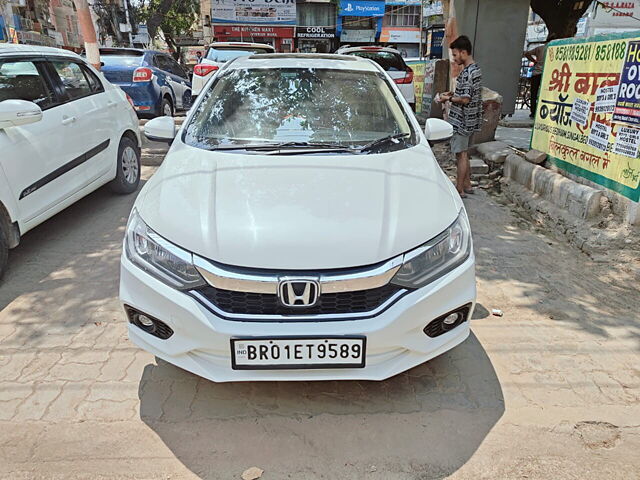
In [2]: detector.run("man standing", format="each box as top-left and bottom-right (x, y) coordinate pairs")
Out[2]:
(525, 44), (544, 117)
(525, 36), (554, 118)
(439, 35), (483, 198)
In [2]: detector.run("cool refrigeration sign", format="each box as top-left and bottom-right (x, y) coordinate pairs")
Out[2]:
(212, 0), (296, 25)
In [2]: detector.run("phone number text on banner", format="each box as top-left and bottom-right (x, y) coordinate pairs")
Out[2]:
(531, 32), (640, 202)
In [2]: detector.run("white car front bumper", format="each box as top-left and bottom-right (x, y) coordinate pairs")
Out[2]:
(120, 254), (476, 382)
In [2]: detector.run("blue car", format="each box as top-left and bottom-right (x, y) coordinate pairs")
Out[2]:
(100, 48), (192, 117)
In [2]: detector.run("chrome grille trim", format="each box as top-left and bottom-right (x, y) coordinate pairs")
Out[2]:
(189, 288), (409, 322)
(193, 255), (404, 294)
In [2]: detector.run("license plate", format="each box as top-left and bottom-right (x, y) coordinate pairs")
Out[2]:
(231, 337), (366, 370)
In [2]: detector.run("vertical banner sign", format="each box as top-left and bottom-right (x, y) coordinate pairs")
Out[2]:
(613, 40), (640, 125)
(406, 60), (426, 113)
(531, 32), (640, 201)
(422, 60), (437, 117)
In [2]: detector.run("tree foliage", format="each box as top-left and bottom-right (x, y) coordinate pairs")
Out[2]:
(92, 0), (138, 46)
(530, 0), (595, 39)
(134, 0), (199, 56)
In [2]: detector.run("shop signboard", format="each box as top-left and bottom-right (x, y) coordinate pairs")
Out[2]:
(214, 25), (294, 38)
(212, 0), (296, 25)
(531, 31), (640, 201)
(385, 0), (420, 5)
(426, 28), (444, 58)
(339, 0), (385, 17)
(296, 26), (336, 39)
(340, 29), (376, 42)
(424, 0), (443, 16)
(380, 27), (420, 43)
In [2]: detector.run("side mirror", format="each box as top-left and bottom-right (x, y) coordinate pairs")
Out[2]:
(424, 118), (453, 144)
(144, 116), (176, 144)
(0, 100), (43, 129)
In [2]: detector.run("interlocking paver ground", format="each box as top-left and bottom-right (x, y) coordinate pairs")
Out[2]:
(0, 155), (638, 479)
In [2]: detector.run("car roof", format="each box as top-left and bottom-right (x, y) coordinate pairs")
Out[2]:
(226, 53), (381, 72)
(99, 47), (163, 55)
(207, 42), (275, 50)
(337, 46), (403, 55)
(0, 43), (83, 60)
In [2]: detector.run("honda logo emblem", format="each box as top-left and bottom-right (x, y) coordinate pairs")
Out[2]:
(278, 279), (320, 307)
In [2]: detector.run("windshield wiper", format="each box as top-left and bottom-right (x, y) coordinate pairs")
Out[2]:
(208, 141), (359, 153)
(358, 133), (411, 153)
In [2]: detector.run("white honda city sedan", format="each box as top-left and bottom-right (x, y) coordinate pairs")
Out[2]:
(120, 53), (475, 382)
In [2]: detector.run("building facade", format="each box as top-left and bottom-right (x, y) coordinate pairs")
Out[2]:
(0, 0), (85, 49)
(211, 0), (296, 51)
(296, 0), (336, 52)
(380, 0), (420, 57)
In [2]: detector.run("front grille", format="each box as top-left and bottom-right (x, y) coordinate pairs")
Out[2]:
(192, 283), (405, 317)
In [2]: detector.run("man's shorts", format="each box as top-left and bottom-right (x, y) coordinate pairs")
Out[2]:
(451, 132), (472, 154)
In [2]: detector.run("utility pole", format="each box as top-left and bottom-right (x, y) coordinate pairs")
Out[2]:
(73, 0), (101, 69)
(419, 0), (424, 60)
(123, 0), (133, 47)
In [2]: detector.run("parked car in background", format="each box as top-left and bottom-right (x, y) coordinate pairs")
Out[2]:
(191, 42), (276, 98)
(0, 44), (141, 280)
(100, 48), (192, 117)
(336, 46), (416, 110)
(121, 53), (471, 383)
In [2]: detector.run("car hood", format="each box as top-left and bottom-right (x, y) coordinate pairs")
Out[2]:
(137, 141), (462, 270)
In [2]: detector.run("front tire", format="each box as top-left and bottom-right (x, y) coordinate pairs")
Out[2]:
(160, 97), (173, 117)
(0, 227), (8, 283)
(109, 136), (141, 194)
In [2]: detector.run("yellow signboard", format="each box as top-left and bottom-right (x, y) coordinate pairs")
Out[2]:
(8, 27), (19, 44)
(531, 32), (640, 201)
(406, 60), (426, 113)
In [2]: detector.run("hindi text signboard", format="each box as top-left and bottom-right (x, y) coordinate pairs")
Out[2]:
(531, 32), (640, 201)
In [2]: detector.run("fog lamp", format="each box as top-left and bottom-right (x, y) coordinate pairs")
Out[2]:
(443, 313), (460, 325)
(137, 314), (154, 328)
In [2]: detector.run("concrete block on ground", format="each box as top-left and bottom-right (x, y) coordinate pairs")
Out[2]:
(475, 141), (511, 164)
(142, 153), (166, 167)
(525, 149), (547, 165)
(504, 154), (603, 219)
(470, 157), (489, 174)
(499, 117), (534, 128)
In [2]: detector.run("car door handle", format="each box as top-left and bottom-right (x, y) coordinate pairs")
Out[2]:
(62, 116), (76, 125)
(107, 101), (118, 109)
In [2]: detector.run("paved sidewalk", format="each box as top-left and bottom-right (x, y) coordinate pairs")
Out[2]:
(0, 162), (638, 478)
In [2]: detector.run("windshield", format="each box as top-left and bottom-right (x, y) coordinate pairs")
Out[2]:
(206, 47), (273, 63)
(100, 55), (143, 67)
(347, 51), (406, 72)
(184, 68), (413, 151)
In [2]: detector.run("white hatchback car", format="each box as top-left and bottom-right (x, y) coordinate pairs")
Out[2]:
(121, 53), (474, 382)
(336, 46), (416, 110)
(0, 44), (141, 280)
(191, 42), (276, 97)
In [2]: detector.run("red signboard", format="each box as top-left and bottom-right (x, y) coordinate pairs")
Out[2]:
(214, 25), (294, 38)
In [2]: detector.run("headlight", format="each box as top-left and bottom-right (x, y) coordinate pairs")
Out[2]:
(125, 209), (205, 289)
(391, 209), (472, 289)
